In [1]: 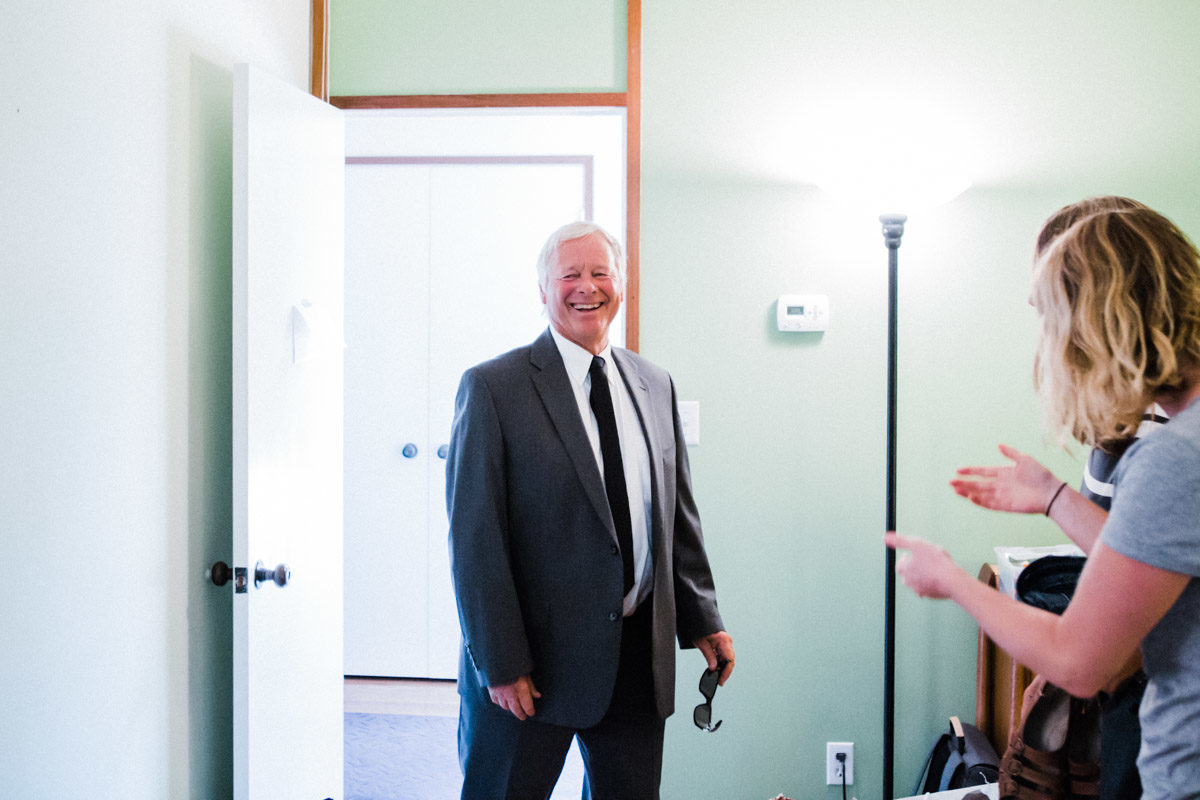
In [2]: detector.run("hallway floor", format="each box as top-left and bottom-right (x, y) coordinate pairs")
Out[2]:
(343, 678), (585, 800)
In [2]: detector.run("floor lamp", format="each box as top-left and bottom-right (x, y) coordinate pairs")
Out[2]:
(819, 148), (968, 799)
(880, 212), (906, 800)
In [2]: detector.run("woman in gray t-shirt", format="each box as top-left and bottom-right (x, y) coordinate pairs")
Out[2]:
(888, 198), (1200, 797)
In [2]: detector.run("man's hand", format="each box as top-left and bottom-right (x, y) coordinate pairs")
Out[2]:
(487, 675), (541, 720)
(950, 443), (1064, 515)
(693, 631), (735, 685)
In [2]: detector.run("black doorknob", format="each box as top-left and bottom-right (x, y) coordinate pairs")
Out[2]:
(209, 561), (233, 587)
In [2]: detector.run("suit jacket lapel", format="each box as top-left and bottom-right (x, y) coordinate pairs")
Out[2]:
(529, 329), (614, 537)
(611, 348), (655, 454)
(612, 348), (665, 546)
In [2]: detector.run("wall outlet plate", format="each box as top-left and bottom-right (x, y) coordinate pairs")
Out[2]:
(826, 741), (853, 785)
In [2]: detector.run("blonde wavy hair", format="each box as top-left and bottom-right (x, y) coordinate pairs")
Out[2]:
(1032, 198), (1200, 446)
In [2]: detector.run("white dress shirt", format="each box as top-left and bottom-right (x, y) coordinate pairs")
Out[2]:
(550, 327), (653, 616)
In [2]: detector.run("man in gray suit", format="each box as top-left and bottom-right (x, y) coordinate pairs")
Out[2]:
(447, 221), (735, 799)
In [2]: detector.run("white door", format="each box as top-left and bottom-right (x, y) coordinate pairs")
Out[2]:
(232, 63), (345, 800)
(342, 109), (626, 681)
(342, 165), (432, 678)
(424, 163), (593, 676)
(342, 161), (587, 679)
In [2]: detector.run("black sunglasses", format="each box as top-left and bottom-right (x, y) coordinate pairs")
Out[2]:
(693, 662), (727, 732)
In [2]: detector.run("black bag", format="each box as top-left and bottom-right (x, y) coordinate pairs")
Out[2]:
(1016, 554), (1085, 615)
(912, 715), (1000, 794)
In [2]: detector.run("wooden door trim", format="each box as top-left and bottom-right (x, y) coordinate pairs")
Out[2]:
(310, 0), (642, 352)
(310, 0), (329, 102)
(624, 0), (641, 353)
(330, 92), (627, 109)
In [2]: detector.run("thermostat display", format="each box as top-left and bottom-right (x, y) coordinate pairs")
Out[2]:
(776, 294), (829, 332)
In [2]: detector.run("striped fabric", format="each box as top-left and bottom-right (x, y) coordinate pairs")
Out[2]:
(1080, 405), (1169, 508)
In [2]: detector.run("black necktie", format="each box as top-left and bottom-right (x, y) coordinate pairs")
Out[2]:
(589, 356), (635, 596)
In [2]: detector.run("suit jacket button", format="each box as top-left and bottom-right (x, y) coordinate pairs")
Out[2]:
(609, 611), (619, 621)
(610, 544), (619, 555)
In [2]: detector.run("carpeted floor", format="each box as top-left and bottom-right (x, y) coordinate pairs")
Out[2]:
(344, 712), (585, 800)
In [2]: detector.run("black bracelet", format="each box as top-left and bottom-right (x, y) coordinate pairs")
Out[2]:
(1045, 481), (1068, 517)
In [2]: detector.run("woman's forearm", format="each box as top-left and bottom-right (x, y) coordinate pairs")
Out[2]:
(948, 569), (1070, 676)
(1047, 486), (1109, 554)
(947, 543), (1182, 697)
(947, 567), (1121, 697)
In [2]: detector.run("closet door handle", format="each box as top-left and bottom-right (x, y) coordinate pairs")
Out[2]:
(402, 443), (418, 458)
(437, 444), (449, 459)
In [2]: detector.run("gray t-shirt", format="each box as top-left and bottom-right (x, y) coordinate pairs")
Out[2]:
(1103, 397), (1200, 798)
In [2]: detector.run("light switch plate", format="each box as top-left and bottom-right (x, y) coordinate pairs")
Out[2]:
(677, 401), (699, 445)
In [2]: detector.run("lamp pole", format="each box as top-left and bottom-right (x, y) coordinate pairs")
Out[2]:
(880, 212), (906, 800)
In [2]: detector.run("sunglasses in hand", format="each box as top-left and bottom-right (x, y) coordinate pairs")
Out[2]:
(693, 660), (729, 732)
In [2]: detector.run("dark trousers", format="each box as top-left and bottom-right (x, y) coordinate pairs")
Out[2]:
(459, 598), (664, 800)
(1099, 670), (1146, 800)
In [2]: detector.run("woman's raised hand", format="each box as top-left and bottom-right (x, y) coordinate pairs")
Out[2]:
(950, 443), (1063, 515)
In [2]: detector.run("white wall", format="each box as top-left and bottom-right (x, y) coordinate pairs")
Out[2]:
(1, 2), (310, 796)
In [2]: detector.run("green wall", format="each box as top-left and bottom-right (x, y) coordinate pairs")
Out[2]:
(331, 2), (1200, 797)
(331, 0), (626, 94)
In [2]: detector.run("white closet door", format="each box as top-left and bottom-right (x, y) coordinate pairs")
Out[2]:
(343, 165), (432, 677)
(425, 163), (593, 677)
(344, 162), (592, 679)
(343, 108), (625, 680)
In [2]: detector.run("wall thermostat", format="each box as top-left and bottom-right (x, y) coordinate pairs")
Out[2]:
(776, 294), (829, 332)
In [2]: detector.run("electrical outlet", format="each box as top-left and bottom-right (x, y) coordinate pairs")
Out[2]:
(826, 741), (854, 785)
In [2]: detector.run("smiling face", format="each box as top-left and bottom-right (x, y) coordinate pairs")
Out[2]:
(541, 232), (623, 355)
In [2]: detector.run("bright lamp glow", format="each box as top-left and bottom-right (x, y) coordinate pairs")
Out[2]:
(817, 160), (971, 216)
(808, 94), (972, 214)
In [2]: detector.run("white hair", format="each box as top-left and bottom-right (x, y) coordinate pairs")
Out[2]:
(535, 221), (626, 295)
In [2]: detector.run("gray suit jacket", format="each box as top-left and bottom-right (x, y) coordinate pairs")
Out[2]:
(446, 327), (724, 727)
